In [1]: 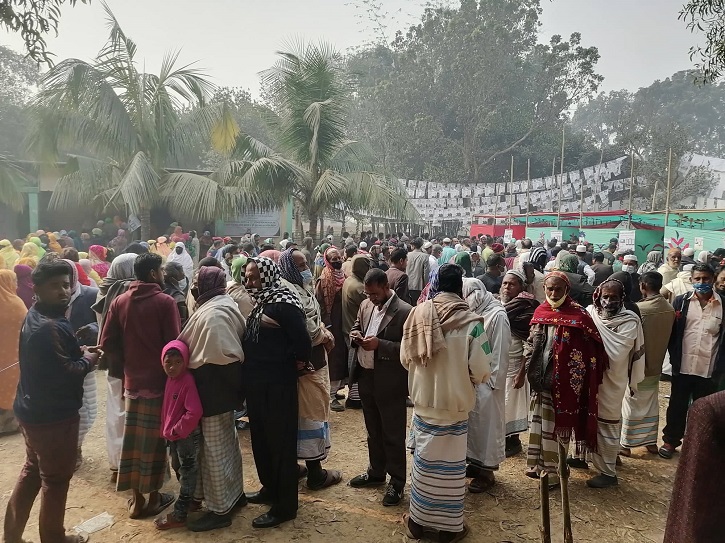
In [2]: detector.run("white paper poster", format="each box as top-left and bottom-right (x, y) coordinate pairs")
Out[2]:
(126, 214), (141, 232)
(619, 230), (636, 252)
(550, 230), (563, 243)
(503, 229), (514, 243)
(694, 237), (704, 251)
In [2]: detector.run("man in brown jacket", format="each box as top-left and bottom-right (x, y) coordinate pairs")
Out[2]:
(385, 248), (409, 302)
(348, 269), (412, 506)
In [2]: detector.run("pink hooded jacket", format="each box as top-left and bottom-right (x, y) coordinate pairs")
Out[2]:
(160, 339), (202, 441)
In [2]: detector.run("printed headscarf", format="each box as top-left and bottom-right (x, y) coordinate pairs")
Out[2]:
(279, 247), (305, 287)
(558, 253), (579, 274)
(426, 266), (442, 300)
(194, 266), (228, 306)
(454, 251), (473, 277)
(529, 247), (548, 273)
(592, 277), (627, 312)
(319, 247), (345, 314)
(244, 257), (303, 343)
(637, 250), (662, 275)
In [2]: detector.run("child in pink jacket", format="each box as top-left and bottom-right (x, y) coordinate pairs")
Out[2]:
(155, 339), (202, 530)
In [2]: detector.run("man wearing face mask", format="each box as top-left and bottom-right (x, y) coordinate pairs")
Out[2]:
(568, 279), (645, 488)
(620, 254), (641, 302)
(477, 254), (505, 294)
(660, 263), (725, 459)
(278, 248), (343, 492)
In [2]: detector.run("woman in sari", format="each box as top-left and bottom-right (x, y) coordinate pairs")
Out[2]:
(455, 251), (473, 278)
(89, 245), (111, 278)
(19, 242), (40, 263)
(314, 243), (330, 279)
(0, 239), (18, 269)
(46, 232), (62, 253)
(28, 236), (46, 259)
(156, 236), (171, 259)
(79, 258), (102, 287)
(13, 264), (34, 309)
(0, 269), (27, 434)
(315, 247), (347, 411)
(279, 248), (342, 490)
(227, 256), (254, 318)
(178, 266), (246, 531)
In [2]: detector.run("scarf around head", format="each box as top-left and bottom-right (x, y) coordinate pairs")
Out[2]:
(504, 291), (539, 341)
(195, 266), (228, 306)
(455, 251), (473, 277)
(13, 264), (34, 308)
(530, 293), (607, 452)
(231, 255), (248, 284)
(279, 247), (304, 287)
(320, 247), (346, 314)
(244, 256), (304, 343)
(637, 250), (662, 275)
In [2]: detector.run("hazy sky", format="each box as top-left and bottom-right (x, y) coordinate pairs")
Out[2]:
(1, 0), (702, 97)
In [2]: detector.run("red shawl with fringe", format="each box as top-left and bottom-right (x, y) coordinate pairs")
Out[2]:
(530, 295), (607, 451)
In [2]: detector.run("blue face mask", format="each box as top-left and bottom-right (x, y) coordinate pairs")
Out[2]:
(301, 269), (314, 285)
(693, 283), (713, 294)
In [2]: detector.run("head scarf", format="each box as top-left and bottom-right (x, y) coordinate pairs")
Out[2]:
(504, 269), (528, 286)
(462, 276), (495, 314)
(13, 264), (34, 308)
(454, 251), (473, 278)
(195, 266), (228, 306)
(28, 236), (46, 258)
(89, 245), (110, 278)
(161, 339), (190, 373)
(279, 247), (305, 287)
(19, 242), (40, 261)
(427, 267), (442, 300)
(108, 253), (137, 281)
(0, 240), (18, 269)
(698, 250), (710, 264)
(244, 256), (304, 342)
(320, 247), (346, 314)
(558, 253), (579, 274)
(231, 255), (249, 284)
(529, 247), (548, 273)
(258, 249), (281, 263)
(592, 277), (626, 311)
(0, 269), (27, 317)
(46, 232), (62, 254)
(156, 236), (171, 257)
(91, 253), (137, 327)
(167, 242), (194, 281)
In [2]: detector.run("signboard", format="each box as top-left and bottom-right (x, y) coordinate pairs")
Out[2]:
(694, 237), (704, 251)
(219, 210), (280, 238)
(618, 230), (636, 252)
(503, 229), (514, 244)
(550, 230), (563, 243)
(127, 214), (141, 232)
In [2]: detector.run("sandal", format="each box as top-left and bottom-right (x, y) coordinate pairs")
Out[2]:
(306, 469), (343, 490)
(65, 533), (90, 543)
(619, 447), (632, 457)
(142, 493), (175, 518)
(467, 474), (495, 494)
(298, 464), (309, 480)
(127, 495), (146, 519)
(155, 513), (186, 530)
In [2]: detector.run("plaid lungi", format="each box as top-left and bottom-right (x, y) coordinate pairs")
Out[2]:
(116, 396), (167, 493)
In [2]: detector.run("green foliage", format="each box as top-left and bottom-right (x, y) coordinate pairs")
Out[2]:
(680, 0), (725, 84)
(0, 0), (89, 65)
(348, 0), (603, 184)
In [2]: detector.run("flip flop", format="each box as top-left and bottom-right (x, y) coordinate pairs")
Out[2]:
(467, 475), (495, 494)
(306, 469), (343, 490)
(298, 465), (309, 480)
(155, 513), (186, 530)
(128, 495), (146, 519)
(142, 493), (175, 518)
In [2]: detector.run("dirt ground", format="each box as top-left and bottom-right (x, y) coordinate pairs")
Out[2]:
(0, 372), (676, 543)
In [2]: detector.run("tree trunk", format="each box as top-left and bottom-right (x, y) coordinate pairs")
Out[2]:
(307, 211), (318, 242)
(139, 207), (151, 241)
(294, 201), (303, 241)
(319, 216), (325, 240)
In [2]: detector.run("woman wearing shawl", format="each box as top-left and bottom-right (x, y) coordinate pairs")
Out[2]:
(170, 225), (188, 244)
(0, 239), (18, 269)
(315, 247), (347, 410)
(79, 258), (102, 287)
(279, 248), (343, 490)
(571, 279), (645, 488)
(13, 264), (35, 308)
(46, 232), (62, 253)
(28, 236), (46, 259)
(314, 243), (330, 279)
(19, 242), (41, 263)
(166, 242), (194, 287)
(91, 253), (137, 481)
(455, 251), (473, 278)
(242, 256), (312, 529)
(526, 246), (548, 303)
(89, 245), (111, 278)
(227, 256), (254, 318)
(462, 277), (512, 492)
(109, 229), (129, 255)
(524, 271), (607, 487)
(637, 250), (662, 275)
(178, 266), (246, 531)
(557, 252), (594, 307)
(0, 269), (27, 434)
(156, 236), (171, 259)
(258, 249), (281, 263)
(188, 230), (200, 268)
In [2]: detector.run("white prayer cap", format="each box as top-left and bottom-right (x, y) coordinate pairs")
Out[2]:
(683, 247), (695, 257)
(423, 241), (433, 249)
(359, 241), (368, 249)
(443, 237), (451, 243)
(623, 254), (638, 262)
(576, 245), (587, 253)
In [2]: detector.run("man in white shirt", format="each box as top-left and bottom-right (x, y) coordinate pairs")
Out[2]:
(660, 263), (724, 459)
(423, 241), (439, 275)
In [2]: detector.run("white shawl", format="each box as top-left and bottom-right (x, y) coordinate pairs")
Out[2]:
(178, 294), (246, 369)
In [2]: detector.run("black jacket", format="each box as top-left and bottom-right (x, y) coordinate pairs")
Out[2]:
(669, 292), (725, 378)
(14, 303), (94, 424)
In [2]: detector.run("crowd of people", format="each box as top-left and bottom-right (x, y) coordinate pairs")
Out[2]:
(1, 221), (723, 542)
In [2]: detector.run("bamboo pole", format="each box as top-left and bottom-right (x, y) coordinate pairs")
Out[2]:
(526, 159), (531, 228)
(579, 167), (585, 230)
(665, 147), (673, 228)
(558, 443), (574, 543)
(493, 180), (499, 229)
(540, 473), (552, 543)
(551, 158), (556, 215)
(509, 155), (514, 226)
(557, 125), (565, 228)
(596, 146), (604, 212)
(628, 151), (635, 229)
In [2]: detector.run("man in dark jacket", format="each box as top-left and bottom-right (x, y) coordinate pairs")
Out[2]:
(591, 252), (613, 287)
(660, 263), (725, 459)
(385, 248), (409, 302)
(4, 260), (99, 543)
(349, 269), (413, 507)
(100, 253), (181, 518)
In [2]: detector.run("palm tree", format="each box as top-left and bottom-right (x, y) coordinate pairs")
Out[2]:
(0, 156), (27, 212)
(168, 41), (417, 240)
(25, 3), (244, 239)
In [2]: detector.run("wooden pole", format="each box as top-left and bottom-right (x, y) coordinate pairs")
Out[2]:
(493, 181), (499, 230)
(596, 145), (604, 212)
(665, 147), (673, 227)
(557, 125), (565, 228)
(526, 158), (531, 228)
(509, 155), (514, 226)
(628, 151), (635, 228)
(579, 168), (585, 230)
(551, 158), (556, 215)
(558, 442), (574, 543)
(540, 473), (552, 543)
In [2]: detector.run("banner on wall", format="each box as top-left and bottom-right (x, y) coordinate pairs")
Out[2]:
(550, 230), (563, 243)
(503, 229), (514, 243)
(694, 237), (704, 251)
(219, 210), (280, 237)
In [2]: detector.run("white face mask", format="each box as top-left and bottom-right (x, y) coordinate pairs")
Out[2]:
(622, 264), (636, 274)
(301, 269), (314, 286)
(178, 278), (188, 291)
